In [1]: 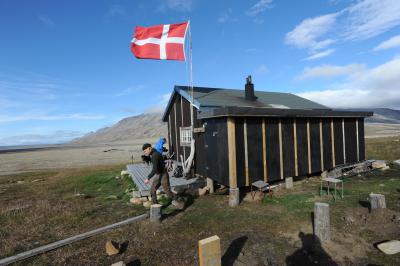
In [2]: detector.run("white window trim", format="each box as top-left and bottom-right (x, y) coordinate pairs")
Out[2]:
(180, 126), (192, 147)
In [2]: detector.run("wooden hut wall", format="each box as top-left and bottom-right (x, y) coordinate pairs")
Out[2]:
(193, 110), (207, 177)
(333, 118), (344, 165)
(344, 118), (358, 164)
(168, 104), (177, 161)
(234, 117), (246, 187)
(247, 118), (264, 183)
(181, 96), (192, 161)
(265, 118), (281, 182)
(296, 119), (309, 176)
(309, 118), (322, 173)
(204, 117), (229, 186)
(322, 118), (333, 171)
(282, 118), (295, 178)
(358, 118), (365, 161)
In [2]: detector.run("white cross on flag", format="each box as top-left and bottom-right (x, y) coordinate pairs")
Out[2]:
(130, 21), (189, 61)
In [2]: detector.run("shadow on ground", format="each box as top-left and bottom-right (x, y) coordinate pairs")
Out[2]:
(222, 236), (248, 266)
(286, 232), (337, 266)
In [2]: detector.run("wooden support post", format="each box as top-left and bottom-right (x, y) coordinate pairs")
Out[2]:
(150, 204), (162, 223)
(369, 193), (386, 210)
(229, 188), (240, 207)
(320, 119), (324, 172)
(262, 118), (267, 182)
(227, 117), (237, 188)
(293, 119), (298, 176)
(331, 119), (335, 167)
(307, 119), (311, 174)
(207, 178), (214, 194)
(244, 118), (250, 186)
(314, 202), (330, 242)
(198, 235), (221, 266)
(174, 105), (179, 159)
(285, 177), (293, 189)
(181, 95), (186, 162)
(279, 119), (284, 180)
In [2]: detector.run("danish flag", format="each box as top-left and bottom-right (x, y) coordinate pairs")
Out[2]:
(130, 21), (189, 61)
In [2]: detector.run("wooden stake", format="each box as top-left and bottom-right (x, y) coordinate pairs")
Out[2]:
(198, 235), (221, 266)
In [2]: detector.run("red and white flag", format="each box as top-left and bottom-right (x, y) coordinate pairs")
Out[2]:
(130, 21), (189, 61)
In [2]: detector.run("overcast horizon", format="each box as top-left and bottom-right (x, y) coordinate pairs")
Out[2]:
(1, 0), (400, 146)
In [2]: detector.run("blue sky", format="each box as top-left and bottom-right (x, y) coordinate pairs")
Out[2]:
(1, 0), (400, 145)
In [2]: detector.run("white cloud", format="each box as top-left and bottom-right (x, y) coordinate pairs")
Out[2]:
(255, 64), (269, 75)
(285, 13), (338, 52)
(303, 49), (335, 60)
(114, 85), (144, 97)
(285, 0), (400, 58)
(167, 0), (193, 12)
(246, 0), (273, 17)
(218, 8), (237, 23)
(298, 63), (365, 79)
(296, 57), (400, 109)
(145, 93), (171, 114)
(343, 0), (400, 41)
(0, 113), (106, 124)
(106, 5), (125, 18)
(374, 35), (400, 51)
(38, 15), (55, 28)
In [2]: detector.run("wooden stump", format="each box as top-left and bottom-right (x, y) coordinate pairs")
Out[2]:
(198, 235), (221, 266)
(150, 204), (162, 223)
(207, 178), (214, 194)
(229, 188), (239, 207)
(285, 177), (293, 189)
(369, 193), (386, 210)
(314, 202), (330, 242)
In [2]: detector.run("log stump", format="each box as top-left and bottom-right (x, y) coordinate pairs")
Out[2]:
(314, 202), (330, 242)
(369, 193), (386, 210)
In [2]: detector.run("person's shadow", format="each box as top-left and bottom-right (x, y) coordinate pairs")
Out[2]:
(286, 232), (337, 266)
(221, 236), (248, 266)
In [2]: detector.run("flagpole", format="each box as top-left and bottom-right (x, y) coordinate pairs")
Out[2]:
(189, 20), (194, 128)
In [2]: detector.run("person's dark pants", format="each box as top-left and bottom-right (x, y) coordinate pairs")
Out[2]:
(150, 171), (174, 204)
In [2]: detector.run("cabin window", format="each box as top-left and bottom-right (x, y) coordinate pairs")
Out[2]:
(180, 126), (192, 146)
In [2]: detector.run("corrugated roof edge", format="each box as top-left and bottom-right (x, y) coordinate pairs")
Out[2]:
(198, 106), (373, 119)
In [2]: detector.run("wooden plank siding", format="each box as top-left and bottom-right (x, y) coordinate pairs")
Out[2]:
(234, 117), (246, 187)
(333, 118), (344, 165)
(296, 119), (309, 177)
(345, 118), (358, 164)
(282, 118), (295, 178)
(265, 118), (281, 182)
(247, 117), (264, 183)
(358, 118), (365, 161)
(309, 118), (321, 173)
(322, 118), (333, 171)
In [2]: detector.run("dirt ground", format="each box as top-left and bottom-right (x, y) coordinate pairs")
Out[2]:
(1, 165), (400, 265)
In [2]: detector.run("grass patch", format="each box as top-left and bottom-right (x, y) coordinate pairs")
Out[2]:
(366, 136), (400, 161)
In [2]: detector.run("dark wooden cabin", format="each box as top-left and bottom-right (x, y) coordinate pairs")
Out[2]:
(162, 80), (372, 190)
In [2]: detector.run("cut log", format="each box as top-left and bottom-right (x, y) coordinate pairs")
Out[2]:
(369, 193), (386, 210)
(150, 204), (162, 223)
(198, 235), (221, 266)
(314, 202), (330, 242)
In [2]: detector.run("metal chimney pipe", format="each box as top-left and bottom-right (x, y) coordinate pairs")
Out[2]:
(245, 75), (257, 101)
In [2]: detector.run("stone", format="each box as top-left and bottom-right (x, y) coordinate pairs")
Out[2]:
(394, 159), (400, 166)
(198, 187), (208, 197)
(372, 160), (386, 169)
(115, 176), (120, 179)
(140, 197), (148, 202)
(380, 166), (390, 171)
(321, 171), (328, 179)
(171, 199), (185, 210)
(285, 177), (293, 189)
(377, 240), (400, 255)
(229, 188), (240, 207)
(111, 261), (126, 266)
(120, 170), (130, 176)
(132, 191), (141, 198)
(150, 204), (162, 223)
(156, 189), (161, 195)
(143, 201), (152, 208)
(198, 235), (221, 266)
(105, 240), (120, 256)
(130, 197), (142, 205)
(207, 178), (215, 194)
(17, 180), (25, 184)
(369, 193), (386, 210)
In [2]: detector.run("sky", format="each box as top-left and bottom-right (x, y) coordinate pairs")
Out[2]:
(1, 0), (400, 146)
